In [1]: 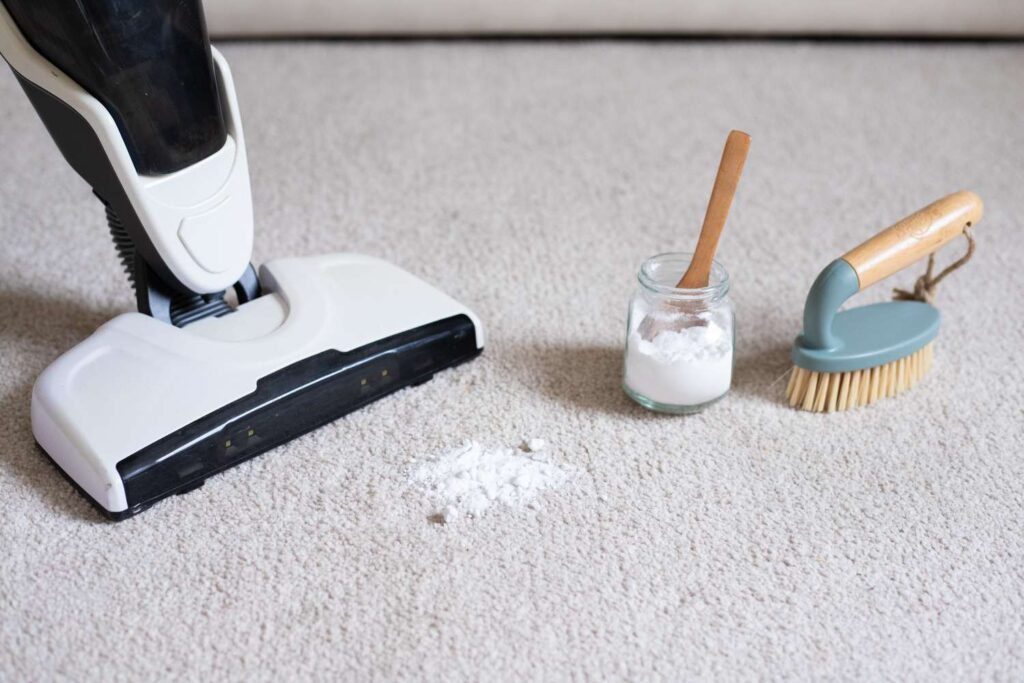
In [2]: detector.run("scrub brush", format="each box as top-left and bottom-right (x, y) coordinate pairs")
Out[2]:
(786, 190), (982, 412)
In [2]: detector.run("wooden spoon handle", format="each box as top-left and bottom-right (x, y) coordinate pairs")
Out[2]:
(678, 130), (751, 288)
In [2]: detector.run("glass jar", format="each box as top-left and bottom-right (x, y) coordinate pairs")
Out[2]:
(623, 252), (735, 414)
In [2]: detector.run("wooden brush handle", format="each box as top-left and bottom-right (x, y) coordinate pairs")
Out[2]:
(678, 130), (751, 288)
(842, 190), (983, 290)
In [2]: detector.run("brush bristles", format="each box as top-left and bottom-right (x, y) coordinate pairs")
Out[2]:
(786, 343), (934, 412)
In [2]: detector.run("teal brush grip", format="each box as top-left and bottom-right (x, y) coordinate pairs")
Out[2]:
(800, 259), (860, 350)
(793, 258), (939, 373)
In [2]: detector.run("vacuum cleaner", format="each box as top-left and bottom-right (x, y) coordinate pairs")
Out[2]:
(0, 1), (484, 519)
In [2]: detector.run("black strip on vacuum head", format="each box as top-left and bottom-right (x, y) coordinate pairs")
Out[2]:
(111, 314), (480, 519)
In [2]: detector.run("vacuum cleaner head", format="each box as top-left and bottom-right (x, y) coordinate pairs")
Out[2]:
(33, 254), (484, 519)
(1, 2), (485, 517)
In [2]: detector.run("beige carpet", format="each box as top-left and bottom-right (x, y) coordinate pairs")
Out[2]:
(2, 40), (1023, 680)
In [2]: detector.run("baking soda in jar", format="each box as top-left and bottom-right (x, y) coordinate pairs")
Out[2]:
(623, 252), (735, 413)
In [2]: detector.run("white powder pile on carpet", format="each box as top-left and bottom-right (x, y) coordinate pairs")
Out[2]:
(410, 439), (570, 521)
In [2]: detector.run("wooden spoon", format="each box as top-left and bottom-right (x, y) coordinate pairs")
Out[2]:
(678, 129), (751, 288)
(637, 130), (750, 340)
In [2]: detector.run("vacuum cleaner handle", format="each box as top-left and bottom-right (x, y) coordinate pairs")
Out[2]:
(0, 0), (258, 324)
(842, 191), (983, 290)
(0, 0), (228, 175)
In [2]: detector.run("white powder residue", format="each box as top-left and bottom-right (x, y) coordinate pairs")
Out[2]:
(524, 438), (547, 453)
(624, 322), (733, 406)
(411, 440), (570, 521)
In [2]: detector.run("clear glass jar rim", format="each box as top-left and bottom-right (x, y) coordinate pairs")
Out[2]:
(637, 251), (730, 300)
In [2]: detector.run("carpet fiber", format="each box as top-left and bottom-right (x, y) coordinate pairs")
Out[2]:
(1, 40), (1023, 680)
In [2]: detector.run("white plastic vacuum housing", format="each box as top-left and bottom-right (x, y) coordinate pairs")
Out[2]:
(0, 3), (253, 293)
(32, 254), (485, 518)
(2, 3), (485, 519)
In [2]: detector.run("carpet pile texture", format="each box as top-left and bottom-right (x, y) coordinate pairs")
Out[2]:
(1, 41), (1022, 680)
